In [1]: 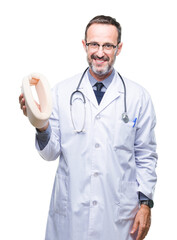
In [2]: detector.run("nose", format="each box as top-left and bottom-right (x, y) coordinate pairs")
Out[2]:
(96, 46), (105, 57)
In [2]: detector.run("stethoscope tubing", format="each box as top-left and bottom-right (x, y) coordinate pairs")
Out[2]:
(70, 68), (129, 133)
(117, 72), (127, 113)
(76, 67), (89, 91)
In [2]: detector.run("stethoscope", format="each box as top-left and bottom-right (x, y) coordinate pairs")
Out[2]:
(70, 67), (129, 133)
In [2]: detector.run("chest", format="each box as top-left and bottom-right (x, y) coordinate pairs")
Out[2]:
(57, 90), (139, 150)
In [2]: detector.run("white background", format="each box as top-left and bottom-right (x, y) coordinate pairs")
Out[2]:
(0, 0), (176, 239)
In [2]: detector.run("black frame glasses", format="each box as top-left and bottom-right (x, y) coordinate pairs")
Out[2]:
(86, 42), (118, 51)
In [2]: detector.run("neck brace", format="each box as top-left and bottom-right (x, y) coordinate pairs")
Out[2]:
(22, 73), (52, 129)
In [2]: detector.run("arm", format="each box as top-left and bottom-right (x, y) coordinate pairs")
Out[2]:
(135, 91), (157, 200)
(19, 93), (49, 131)
(36, 123), (51, 150)
(19, 85), (61, 161)
(35, 86), (61, 161)
(131, 90), (158, 240)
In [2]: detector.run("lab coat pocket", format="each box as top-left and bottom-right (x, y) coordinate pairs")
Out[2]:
(114, 181), (139, 222)
(113, 120), (136, 151)
(53, 173), (68, 216)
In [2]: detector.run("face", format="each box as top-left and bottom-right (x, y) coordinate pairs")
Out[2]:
(82, 23), (122, 80)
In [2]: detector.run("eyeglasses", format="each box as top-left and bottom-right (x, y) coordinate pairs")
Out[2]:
(86, 42), (118, 51)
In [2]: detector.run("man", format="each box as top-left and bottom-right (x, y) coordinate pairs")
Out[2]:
(19, 15), (157, 240)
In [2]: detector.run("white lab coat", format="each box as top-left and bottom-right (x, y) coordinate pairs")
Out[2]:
(36, 71), (157, 240)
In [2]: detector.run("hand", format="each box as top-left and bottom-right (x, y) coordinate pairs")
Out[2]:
(19, 93), (48, 131)
(19, 93), (41, 116)
(19, 93), (28, 116)
(131, 205), (151, 240)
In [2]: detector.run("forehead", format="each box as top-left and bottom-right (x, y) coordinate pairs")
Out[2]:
(87, 23), (118, 43)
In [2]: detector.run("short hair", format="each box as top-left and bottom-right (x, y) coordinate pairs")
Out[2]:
(85, 15), (122, 44)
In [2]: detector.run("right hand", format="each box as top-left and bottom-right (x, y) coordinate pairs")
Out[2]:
(19, 93), (41, 116)
(19, 93), (27, 116)
(19, 93), (48, 131)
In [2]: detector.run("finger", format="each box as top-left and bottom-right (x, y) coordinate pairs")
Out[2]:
(19, 93), (24, 104)
(22, 105), (27, 116)
(136, 222), (150, 240)
(136, 227), (144, 240)
(20, 97), (25, 110)
(131, 222), (138, 235)
(141, 222), (151, 240)
(19, 95), (27, 116)
(139, 228), (148, 240)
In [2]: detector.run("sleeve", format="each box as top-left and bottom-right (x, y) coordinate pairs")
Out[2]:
(139, 192), (150, 201)
(35, 85), (61, 161)
(36, 124), (52, 151)
(135, 89), (158, 201)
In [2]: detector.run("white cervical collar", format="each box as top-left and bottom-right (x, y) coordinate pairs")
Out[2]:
(22, 73), (52, 129)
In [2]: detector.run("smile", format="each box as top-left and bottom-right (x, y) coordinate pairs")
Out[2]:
(91, 54), (109, 62)
(94, 59), (106, 65)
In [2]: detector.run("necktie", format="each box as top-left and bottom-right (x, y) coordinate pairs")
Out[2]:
(94, 82), (104, 104)
(95, 82), (104, 92)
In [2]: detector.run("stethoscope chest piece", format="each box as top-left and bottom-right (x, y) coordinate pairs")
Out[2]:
(122, 112), (129, 123)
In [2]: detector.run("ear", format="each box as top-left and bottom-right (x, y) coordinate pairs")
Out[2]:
(82, 40), (87, 52)
(116, 42), (123, 56)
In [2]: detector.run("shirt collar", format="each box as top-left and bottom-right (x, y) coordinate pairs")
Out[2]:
(87, 68), (115, 89)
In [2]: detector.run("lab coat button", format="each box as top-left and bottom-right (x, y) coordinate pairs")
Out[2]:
(95, 143), (100, 148)
(114, 146), (118, 151)
(94, 172), (99, 177)
(92, 200), (97, 206)
(96, 115), (101, 119)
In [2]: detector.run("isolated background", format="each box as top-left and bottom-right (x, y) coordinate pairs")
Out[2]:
(0, 0), (176, 239)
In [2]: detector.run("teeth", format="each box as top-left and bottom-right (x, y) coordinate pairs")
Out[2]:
(96, 60), (104, 63)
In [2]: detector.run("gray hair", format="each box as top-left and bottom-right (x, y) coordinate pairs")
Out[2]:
(85, 15), (122, 44)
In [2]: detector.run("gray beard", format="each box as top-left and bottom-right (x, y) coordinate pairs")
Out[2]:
(92, 64), (113, 76)
(87, 57), (113, 77)
(87, 51), (117, 77)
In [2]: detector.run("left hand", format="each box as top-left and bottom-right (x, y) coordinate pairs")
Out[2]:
(130, 205), (151, 240)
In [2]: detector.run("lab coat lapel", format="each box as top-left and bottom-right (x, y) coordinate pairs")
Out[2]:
(78, 73), (98, 108)
(98, 73), (123, 113)
(78, 71), (124, 111)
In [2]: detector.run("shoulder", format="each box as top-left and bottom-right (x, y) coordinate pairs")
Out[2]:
(54, 73), (82, 89)
(51, 73), (83, 97)
(120, 75), (152, 101)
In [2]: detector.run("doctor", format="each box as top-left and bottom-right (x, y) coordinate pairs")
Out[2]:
(19, 15), (157, 240)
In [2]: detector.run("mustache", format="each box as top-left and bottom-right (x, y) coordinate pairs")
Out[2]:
(91, 54), (109, 61)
